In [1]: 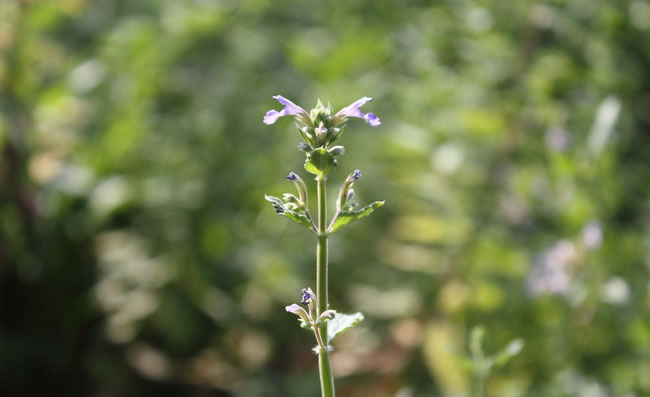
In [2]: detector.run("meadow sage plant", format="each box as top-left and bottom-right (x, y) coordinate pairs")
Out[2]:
(264, 95), (384, 397)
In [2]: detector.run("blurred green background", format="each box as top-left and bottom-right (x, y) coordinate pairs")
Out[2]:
(1, 0), (650, 396)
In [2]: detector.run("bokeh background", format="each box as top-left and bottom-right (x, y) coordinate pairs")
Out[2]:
(1, 0), (650, 396)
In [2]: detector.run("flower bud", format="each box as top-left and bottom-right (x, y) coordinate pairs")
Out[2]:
(326, 127), (342, 142)
(346, 188), (355, 202)
(317, 310), (337, 324)
(286, 172), (308, 205)
(328, 145), (345, 157)
(297, 142), (312, 152)
(337, 170), (362, 210)
(282, 193), (303, 210)
(310, 99), (332, 125)
(314, 122), (328, 147)
(297, 124), (315, 147)
(348, 169), (362, 182)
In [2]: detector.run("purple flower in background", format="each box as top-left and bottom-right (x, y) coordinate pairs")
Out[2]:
(264, 95), (309, 125)
(527, 239), (576, 296)
(335, 97), (381, 126)
(545, 127), (571, 152)
(581, 220), (603, 250)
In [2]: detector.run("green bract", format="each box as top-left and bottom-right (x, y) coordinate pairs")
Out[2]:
(304, 148), (337, 176)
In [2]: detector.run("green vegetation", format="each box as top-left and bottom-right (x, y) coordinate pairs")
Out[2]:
(1, 0), (649, 396)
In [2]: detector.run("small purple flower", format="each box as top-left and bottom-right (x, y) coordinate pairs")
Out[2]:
(264, 95), (309, 125)
(350, 169), (362, 181)
(301, 288), (315, 305)
(286, 172), (298, 181)
(285, 303), (310, 322)
(335, 97), (381, 126)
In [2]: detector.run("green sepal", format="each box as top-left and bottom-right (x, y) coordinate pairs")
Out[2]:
(265, 195), (313, 229)
(304, 148), (337, 176)
(329, 200), (384, 233)
(326, 312), (364, 344)
(296, 123), (315, 147)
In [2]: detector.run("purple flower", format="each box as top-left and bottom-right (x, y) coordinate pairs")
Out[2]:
(301, 288), (315, 305)
(285, 304), (310, 322)
(350, 169), (362, 181)
(286, 172), (298, 181)
(264, 95), (309, 125)
(335, 97), (381, 126)
(581, 220), (603, 250)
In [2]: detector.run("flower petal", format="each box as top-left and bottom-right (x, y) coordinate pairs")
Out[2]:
(285, 303), (302, 314)
(263, 95), (309, 125)
(263, 109), (281, 125)
(301, 288), (315, 305)
(285, 303), (310, 322)
(335, 97), (380, 126)
(336, 97), (373, 118)
(273, 95), (308, 116)
(364, 112), (381, 126)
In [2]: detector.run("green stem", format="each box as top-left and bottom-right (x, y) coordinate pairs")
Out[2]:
(472, 370), (486, 397)
(316, 174), (335, 397)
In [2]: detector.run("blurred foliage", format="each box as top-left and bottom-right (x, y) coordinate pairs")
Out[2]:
(1, 0), (650, 396)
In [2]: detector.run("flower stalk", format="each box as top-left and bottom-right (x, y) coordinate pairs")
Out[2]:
(265, 95), (384, 397)
(316, 173), (335, 397)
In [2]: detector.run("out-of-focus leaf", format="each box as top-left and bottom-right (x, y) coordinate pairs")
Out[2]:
(494, 338), (524, 368)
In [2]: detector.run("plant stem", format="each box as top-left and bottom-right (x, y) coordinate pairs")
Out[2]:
(316, 174), (335, 397)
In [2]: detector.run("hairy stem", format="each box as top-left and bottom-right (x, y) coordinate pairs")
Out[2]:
(316, 174), (335, 397)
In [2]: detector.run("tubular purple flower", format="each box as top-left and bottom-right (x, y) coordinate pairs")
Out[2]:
(286, 172), (298, 181)
(285, 304), (310, 323)
(264, 95), (309, 125)
(301, 288), (315, 305)
(335, 97), (381, 126)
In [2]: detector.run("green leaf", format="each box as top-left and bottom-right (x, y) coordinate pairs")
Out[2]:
(304, 148), (337, 176)
(329, 200), (384, 233)
(265, 195), (313, 229)
(327, 312), (364, 344)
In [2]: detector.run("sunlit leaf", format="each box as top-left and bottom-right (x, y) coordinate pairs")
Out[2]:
(327, 312), (364, 344)
(265, 195), (313, 229)
(329, 201), (384, 233)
